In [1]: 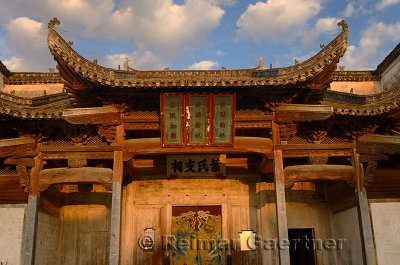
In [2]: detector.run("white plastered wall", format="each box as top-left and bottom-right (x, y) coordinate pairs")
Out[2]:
(0, 204), (26, 265)
(370, 201), (400, 265)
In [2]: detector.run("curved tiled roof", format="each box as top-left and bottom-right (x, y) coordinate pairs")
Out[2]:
(5, 72), (63, 85)
(0, 61), (11, 78)
(323, 86), (400, 116)
(332, 71), (379, 82)
(375, 42), (400, 76)
(47, 18), (348, 89)
(0, 91), (71, 119)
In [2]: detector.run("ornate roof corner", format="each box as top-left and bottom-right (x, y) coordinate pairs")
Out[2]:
(337, 20), (348, 32)
(48, 17), (60, 29)
(375, 42), (400, 76)
(0, 60), (11, 78)
(0, 91), (71, 119)
(323, 85), (400, 116)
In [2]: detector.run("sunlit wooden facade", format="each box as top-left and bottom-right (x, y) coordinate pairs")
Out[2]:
(1, 18), (400, 265)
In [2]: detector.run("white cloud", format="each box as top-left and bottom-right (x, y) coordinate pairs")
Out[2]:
(103, 50), (166, 70)
(302, 17), (341, 46)
(236, 0), (321, 42)
(340, 21), (400, 69)
(0, 0), (225, 71)
(2, 56), (23, 72)
(188, 60), (218, 70)
(216, 50), (226, 57)
(342, 3), (354, 17)
(1, 17), (55, 71)
(376, 0), (400, 10)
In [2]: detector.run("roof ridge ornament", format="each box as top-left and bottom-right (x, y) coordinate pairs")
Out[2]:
(48, 17), (60, 29)
(337, 20), (348, 31)
(256, 57), (264, 70)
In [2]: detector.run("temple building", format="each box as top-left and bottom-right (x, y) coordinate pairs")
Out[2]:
(1, 18), (400, 265)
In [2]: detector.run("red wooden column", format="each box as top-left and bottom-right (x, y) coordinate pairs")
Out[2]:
(21, 154), (43, 265)
(353, 150), (377, 265)
(272, 121), (291, 265)
(109, 124), (124, 265)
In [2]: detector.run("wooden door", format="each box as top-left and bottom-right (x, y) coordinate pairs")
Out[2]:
(170, 206), (224, 265)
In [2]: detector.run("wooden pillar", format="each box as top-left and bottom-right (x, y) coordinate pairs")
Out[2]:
(353, 150), (377, 265)
(272, 121), (290, 265)
(21, 155), (42, 265)
(109, 125), (124, 265)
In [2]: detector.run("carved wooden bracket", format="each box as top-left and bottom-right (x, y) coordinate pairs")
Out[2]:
(308, 154), (329, 165)
(279, 123), (297, 141)
(68, 157), (87, 168)
(98, 125), (116, 144)
(16, 165), (30, 192)
(363, 161), (377, 188)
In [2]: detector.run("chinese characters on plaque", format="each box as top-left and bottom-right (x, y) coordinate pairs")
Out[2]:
(161, 93), (234, 146)
(167, 155), (226, 177)
(214, 95), (232, 144)
(163, 95), (182, 145)
(189, 96), (207, 143)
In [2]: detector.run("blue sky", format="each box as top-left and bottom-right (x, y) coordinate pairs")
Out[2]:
(0, 0), (399, 72)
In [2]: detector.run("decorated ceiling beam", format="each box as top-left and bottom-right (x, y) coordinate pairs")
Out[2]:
(62, 106), (121, 126)
(275, 104), (333, 123)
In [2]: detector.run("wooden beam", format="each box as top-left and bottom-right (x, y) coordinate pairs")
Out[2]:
(0, 137), (36, 158)
(20, 155), (42, 265)
(277, 143), (356, 150)
(272, 121), (291, 265)
(63, 106), (121, 126)
(284, 165), (355, 188)
(258, 156), (273, 175)
(353, 149), (377, 265)
(109, 124), (124, 265)
(358, 134), (400, 155)
(283, 149), (352, 158)
(124, 137), (273, 156)
(356, 191), (377, 265)
(39, 167), (113, 191)
(275, 104), (333, 123)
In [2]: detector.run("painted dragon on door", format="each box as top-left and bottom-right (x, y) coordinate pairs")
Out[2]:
(171, 206), (224, 265)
